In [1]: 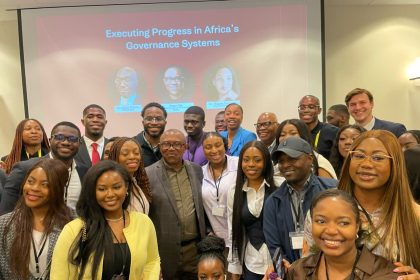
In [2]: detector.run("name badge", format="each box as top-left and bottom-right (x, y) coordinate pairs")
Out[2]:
(289, 231), (304, 250)
(212, 205), (225, 217)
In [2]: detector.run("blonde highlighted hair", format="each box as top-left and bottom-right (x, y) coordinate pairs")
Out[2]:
(339, 130), (420, 269)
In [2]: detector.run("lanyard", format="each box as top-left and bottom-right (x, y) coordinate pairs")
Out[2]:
(26, 149), (42, 160)
(64, 164), (73, 204)
(31, 233), (48, 274)
(288, 191), (302, 231)
(209, 158), (227, 203)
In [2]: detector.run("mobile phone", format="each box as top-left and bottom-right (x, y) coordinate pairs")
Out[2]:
(273, 247), (285, 279)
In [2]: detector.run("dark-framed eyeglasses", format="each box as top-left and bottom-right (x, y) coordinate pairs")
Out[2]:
(159, 141), (184, 150)
(254, 121), (275, 129)
(51, 134), (80, 143)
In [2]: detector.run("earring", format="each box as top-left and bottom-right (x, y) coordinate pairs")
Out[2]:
(126, 192), (129, 196)
(356, 234), (359, 239)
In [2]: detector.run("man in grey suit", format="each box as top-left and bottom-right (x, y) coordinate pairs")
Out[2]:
(345, 88), (406, 137)
(146, 129), (206, 280)
(74, 104), (108, 167)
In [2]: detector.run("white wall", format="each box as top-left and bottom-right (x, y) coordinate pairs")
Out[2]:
(2, 5), (420, 154)
(0, 15), (24, 156)
(325, 5), (420, 129)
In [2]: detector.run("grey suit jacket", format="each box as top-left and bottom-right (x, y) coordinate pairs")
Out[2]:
(146, 159), (205, 279)
(74, 137), (108, 167)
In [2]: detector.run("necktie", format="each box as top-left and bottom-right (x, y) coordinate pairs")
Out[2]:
(91, 143), (100, 165)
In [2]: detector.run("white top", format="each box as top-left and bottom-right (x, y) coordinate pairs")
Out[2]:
(202, 155), (238, 247)
(29, 229), (50, 278)
(128, 177), (150, 215)
(49, 153), (82, 210)
(83, 136), (105, 160)
(227, 180), (272, 275)
(315, 151), (337, 179)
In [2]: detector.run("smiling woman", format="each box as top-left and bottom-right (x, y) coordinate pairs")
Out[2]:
(50, 160), (160, 279)
(108, 137), (152, 215)
(1, 119), (50, 174)
(288, 189), (401, 279)
(0, 158), (72, 280)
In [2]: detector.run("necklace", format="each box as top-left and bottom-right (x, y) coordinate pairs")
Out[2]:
(106, 215), (124, 222)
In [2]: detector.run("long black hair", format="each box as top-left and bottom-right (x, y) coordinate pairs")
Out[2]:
(328, 124), (366, 176)
(274, 118), (320, 175)
(231, 141), (276, 258)
(70, 160), (132, 280)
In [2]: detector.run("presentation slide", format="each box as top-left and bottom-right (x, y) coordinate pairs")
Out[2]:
(21, 0), (323, 137)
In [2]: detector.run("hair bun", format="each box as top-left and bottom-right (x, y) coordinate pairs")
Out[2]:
(197, 236), (225, 255)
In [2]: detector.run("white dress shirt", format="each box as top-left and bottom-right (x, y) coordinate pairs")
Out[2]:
(83, 136), (105, 161)
(227, 180), (272, 275)
(202, 155), (238, 247)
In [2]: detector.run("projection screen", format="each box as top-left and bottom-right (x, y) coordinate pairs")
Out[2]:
(20, 0), (324, 137)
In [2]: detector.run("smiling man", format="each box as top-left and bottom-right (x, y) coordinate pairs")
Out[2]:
(146, 129), (206, 279)
(134, 102), (168, 167)
(263, 137), (336, 264)
(298, 95), (339, 159)
(345, 88), (406, 137)
(255, 112), (279, 154)
(0, 121), (89, 214)
(182, 106), (208, 166)
(75, 104), (108, 167)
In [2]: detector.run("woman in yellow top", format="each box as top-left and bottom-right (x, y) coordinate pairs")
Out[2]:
(51, 160), (160, 280)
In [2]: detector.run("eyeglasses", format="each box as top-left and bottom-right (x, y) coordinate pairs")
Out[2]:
(298, 105), (319, 111)
(52, 134), (80, 143)
(144, 116), (166, 123)
(254, 121), (276, 129)
(184, 120), (200, 126)
(348, 151), (393, 163)
(159, 142), (184, 150)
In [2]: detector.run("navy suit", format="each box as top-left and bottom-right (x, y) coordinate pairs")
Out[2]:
(372, 118), (406, 138)
(0, 156), (88, 215)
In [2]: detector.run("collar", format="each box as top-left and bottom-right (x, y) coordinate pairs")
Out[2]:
(362, 116), (375, 131)
(242, 179), (269, 192)
(286, 173), (312, 194)
(49, 152), (76, 169)
(161, 158), (184, 172)
(83, 136), (105, 147)
(142, 131), (159, 150)
(310, 120), (322, 134)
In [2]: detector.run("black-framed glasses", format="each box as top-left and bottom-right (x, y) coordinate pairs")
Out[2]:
(254, 121), (276, 129)
(144, 116), (166, 123)
(52, 134), (80, 143)
(159, 142), (184, 150)
(348, 151), (393, 163)
(298, 105), (319, 111)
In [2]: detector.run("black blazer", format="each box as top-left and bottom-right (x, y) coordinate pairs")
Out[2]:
(74, 137), (108, 167)
(0, 156), (89, 215)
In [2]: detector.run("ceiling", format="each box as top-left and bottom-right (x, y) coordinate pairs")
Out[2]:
(1, 0), (420, 21)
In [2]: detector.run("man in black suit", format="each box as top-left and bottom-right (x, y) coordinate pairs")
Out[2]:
(345, 88), (406, 137)
(0, 121), (89, 214)
(134, 102), (167, 167)
(298, 95), (339, 159)
(74, 104), (108, 167)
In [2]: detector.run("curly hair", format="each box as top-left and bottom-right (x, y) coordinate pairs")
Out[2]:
(108, 137), (152, 203)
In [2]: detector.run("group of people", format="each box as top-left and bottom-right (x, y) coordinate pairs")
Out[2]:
(0, 87), (419, 280)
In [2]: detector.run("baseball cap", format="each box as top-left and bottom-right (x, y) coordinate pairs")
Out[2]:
(271, 137), (312, 160)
